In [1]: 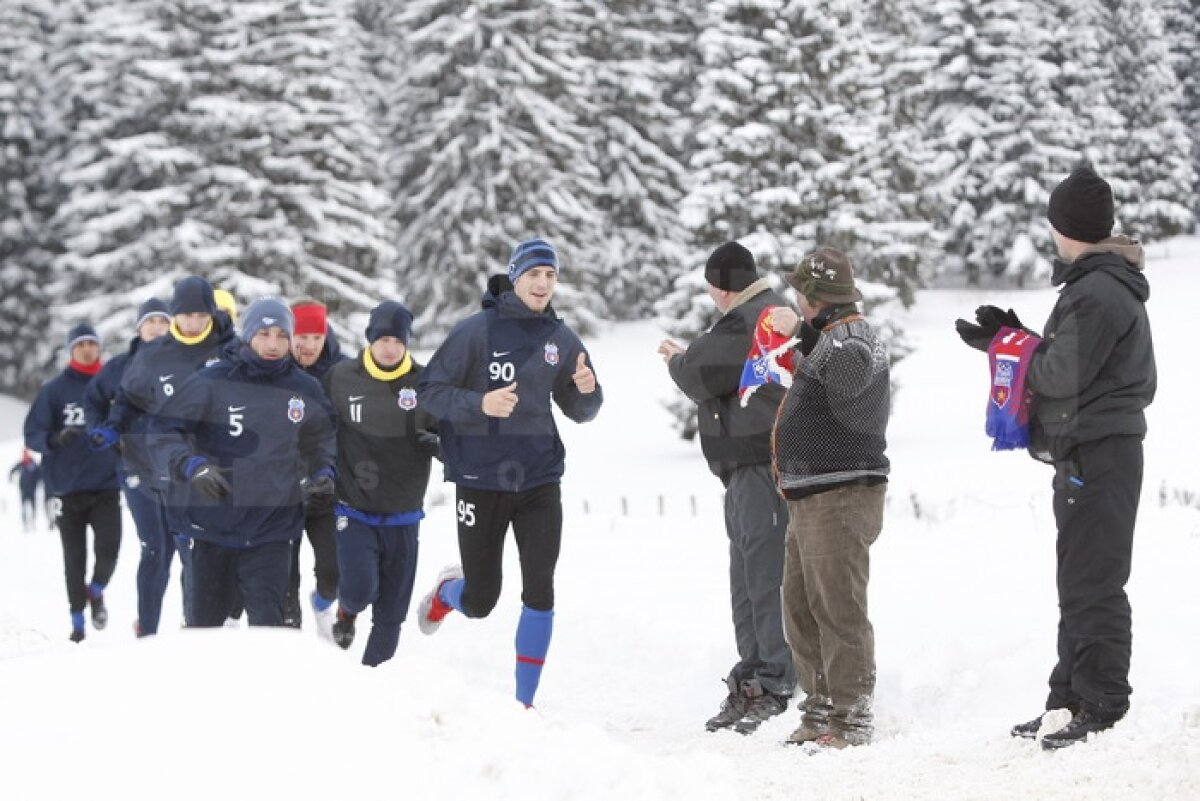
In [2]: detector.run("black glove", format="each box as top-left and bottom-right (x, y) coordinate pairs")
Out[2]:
(303, 474), (335, 501)
(975, 305), (1023, 332)
(954, 318), (994, 352)
(190, 463), (232, 501)
(52, 426), (85, 449)
(797, 320), (821, 356)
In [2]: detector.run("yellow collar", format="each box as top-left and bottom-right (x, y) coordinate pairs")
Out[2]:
(363, 348), (412, 381)
(170, 319), (214, 345)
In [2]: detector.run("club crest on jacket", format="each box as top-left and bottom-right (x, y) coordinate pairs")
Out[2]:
(288, 396), (306, 424)
(398, 387), (418, 410)
(544, 341), (559, 366)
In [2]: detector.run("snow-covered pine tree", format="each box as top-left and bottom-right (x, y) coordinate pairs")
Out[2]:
(1095, 0), (1193, 240)
(578, 0), (694, 319)
(0, 0), (53, 396)
(1160, 0), (1200, 226)
(923, 0), (1075, 286)
(384, 0), (611, 340)
(49, 0), (395, 343)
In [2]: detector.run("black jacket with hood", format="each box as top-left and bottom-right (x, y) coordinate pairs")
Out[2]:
(1027, 237), (1156, 462)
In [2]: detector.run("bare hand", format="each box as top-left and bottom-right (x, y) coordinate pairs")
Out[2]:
(482, 382), (519, 417)
(656, 339), (684, 364)
(573, 352), (596, 394)
(769, 307), (800, 336)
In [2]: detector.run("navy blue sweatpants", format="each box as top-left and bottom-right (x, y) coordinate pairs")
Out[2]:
(336, 517), (419, 667)
(123, 479), (176, 635)
(190, 539), (291, 627)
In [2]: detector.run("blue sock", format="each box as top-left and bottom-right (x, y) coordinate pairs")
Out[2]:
(87, 581), (105, 600)
(71, 610), (85, 632)
(310, 590), (334, 612)
(515, 607), (554, 707)
(438, 578), (465, 612)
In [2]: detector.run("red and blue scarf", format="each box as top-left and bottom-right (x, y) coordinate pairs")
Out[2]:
(738, 306), (796, 407)
(985, 326), (1042, 450)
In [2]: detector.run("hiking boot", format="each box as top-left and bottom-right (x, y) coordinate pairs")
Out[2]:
(786, 721), (826, 745)
(813, 733), (852, 750)
(733, 683), (788, 735)
(331, 608), (356, 650)
(705, 678), (746, 732)
(417, 565), (463, 635)
(1011, 707), (1073, 739)
(1040, 709), (1120, 750)
(89, 594), (108, 630)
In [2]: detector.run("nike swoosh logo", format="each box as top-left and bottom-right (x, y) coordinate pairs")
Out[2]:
(492, 351), (511, 358)
(159, 374), (174, 382)
(348, 396), (364, 402)
(228, 405), (246, 412)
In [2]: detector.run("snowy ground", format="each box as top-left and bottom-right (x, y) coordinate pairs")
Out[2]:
(2, 240), (1198, 800)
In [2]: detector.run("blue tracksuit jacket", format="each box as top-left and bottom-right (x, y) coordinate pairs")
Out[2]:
(24, 366), (120, 496)
(148, 346), (336, 548)
(417, 280), (603, 492)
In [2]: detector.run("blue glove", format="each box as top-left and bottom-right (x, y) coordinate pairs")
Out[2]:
(89, 426), (119, 451)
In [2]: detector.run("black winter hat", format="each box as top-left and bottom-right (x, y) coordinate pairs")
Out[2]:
(170, 276), (217, 316)
(365, 301), (414, 345)
(1048, 166), (1114, 244)
(135, 297), (169, 330)
(66, 323), (100, 350)
(704, 241), (758, 292)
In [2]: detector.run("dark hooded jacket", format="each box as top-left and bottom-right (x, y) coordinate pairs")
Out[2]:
(1027, 237), (1156, 462)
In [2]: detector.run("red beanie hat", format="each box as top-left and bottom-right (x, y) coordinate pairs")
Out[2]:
(291, 302), (327, 336)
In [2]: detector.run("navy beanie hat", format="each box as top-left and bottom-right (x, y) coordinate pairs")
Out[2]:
(508, 238), (559, 284)
(135, 297), (170, 330)
(1048, 166), (1114, 244)
(170, 276), (217, 316)
(66, 323), (100, 350)
(705, 241), (758, 292)
(365, 300), (414, 345)
(241, 297), (294, 342)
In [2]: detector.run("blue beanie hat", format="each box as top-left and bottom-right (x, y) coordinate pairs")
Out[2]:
(507, 238), (559, 284)
(170, 276), (217, 316)
(241, 297), (294, 342)
(365, 300), (414, 345)
(135, 297), (170, 330)
(66, 323), (100, 350)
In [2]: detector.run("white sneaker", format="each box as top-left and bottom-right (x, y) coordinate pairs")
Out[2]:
(416, 564), (464, 635)
(311, 590), (336, 642)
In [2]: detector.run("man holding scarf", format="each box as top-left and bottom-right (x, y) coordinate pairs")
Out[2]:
(956, 166), (1156, 749)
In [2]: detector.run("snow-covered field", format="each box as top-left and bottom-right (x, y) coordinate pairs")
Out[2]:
(2, 240), (1198, 800)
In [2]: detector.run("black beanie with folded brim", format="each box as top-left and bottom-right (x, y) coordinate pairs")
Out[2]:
(704, 241), (758, 292)
(1048, 166), (1114, 243)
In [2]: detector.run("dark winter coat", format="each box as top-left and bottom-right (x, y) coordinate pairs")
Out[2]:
(148, 346), (336, 548)
(417, 278), (603, 492)
(9, 460), (42, 499)
(323, 350), (438, 515)
(24, 366), (120, 496)
(666, 279), (789, 484)
(82, 337), (145, 478)
(114, 319), (240, 484)
(1027, 237), (1156, 462)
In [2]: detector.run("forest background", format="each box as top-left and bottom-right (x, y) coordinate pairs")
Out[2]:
(1, 0), (1195, 431)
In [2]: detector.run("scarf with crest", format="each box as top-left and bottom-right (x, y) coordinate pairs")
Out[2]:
(986, 326), (1042, 450)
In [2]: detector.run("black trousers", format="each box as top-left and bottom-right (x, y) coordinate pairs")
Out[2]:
(285, 503), (340, 619)
(455, 483), (562, 618)
(1047, 435), (1142, 720)
(56, 490), (122, 613)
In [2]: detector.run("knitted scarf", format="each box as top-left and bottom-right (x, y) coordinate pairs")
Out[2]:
(986, 326), (1042, 451)
(738, 306), (796, 407)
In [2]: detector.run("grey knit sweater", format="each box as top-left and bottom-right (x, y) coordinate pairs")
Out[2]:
(773, 316), (890, 496)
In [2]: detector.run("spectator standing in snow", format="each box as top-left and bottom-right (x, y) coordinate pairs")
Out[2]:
(283, 299), (347, 633)
(9, 449), (43, 532)
(116, 276), (240, 628)
(415, 238), (603, 708)
(769, 247), (890, 749)
(148, 298), (336, 627)
(83, 298), (174, 636)
(323, 301), (439, 665)
(955, 166), (1155, 749)
(657, 241), (796, 734)
(23, 323), (123, 642)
